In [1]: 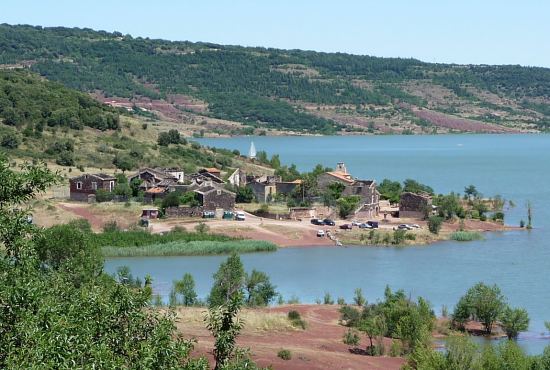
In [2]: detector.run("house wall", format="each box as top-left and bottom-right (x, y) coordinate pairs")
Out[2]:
(275, 182), (298, 196)
(247, 182), (276, 203)
(198, 191), (235, 210)
(69, 175), (115, 202)
(399, 192), (432, 219)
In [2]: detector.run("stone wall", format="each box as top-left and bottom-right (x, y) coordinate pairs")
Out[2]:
(165, 206), (205, 218)
(399, 192), (432, 219)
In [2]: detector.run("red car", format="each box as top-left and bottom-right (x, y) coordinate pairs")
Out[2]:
(339, 224), (353, 230)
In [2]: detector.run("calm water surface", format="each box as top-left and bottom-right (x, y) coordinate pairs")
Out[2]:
(106, 134), (550, 354)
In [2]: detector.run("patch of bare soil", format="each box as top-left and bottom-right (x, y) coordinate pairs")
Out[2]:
(410, 107), (520, 133)
(177, 304), (405, 370)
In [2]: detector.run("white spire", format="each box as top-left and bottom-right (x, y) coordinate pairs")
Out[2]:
(248, 141), (257, 159)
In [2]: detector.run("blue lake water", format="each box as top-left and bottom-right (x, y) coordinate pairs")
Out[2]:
(105, 134), (550, 354)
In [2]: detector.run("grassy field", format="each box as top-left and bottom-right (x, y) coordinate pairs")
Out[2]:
(102, 239), (277, 257)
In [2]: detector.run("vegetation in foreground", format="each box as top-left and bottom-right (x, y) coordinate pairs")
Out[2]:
(0, 155), (268, 369)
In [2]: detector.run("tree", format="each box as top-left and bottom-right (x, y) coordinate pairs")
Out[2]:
(403, 179), (434, 195)
(235, 186), (254, 203)
(354, 288), (366, 306)
(453, 282), (507, 335)
(0, 132), (19, 149)
(245, 269), (277, 306)
(161, 191), (181, 209)
(208, 252), (246, 307)
(427, 216), (443, 234)
(205, 293), (245, 370)
(359, 314), (387, 355)
(0, 155), (206, 369)
(464, 185), (479, 200)
(337, 195), (361, 219)
(112, 153), (136, 172)
(157, 129), (181, 146)
(378, 179), (402, 204)
(173, 273), (198, 306)
(500, 306), (529, 340)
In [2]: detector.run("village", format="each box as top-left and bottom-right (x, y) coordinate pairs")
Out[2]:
(59, 142), (502, 248)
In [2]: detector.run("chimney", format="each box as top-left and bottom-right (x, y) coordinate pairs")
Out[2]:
(336, 162), (347, 174)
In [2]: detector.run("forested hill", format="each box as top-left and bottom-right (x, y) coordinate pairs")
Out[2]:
(1, 23), (549, 135)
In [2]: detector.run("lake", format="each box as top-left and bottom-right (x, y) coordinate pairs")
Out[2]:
(105, 134), (550, 354)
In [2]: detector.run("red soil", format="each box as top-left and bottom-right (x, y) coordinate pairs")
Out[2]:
(179, 304), (405, 370)
(411, 108), (518, 133)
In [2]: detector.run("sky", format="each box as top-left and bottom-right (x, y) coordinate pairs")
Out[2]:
(3, 0), (549, 67)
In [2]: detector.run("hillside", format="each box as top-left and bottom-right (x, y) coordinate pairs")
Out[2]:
(1, 24), (549, 135)
(0, 69), (269, 178)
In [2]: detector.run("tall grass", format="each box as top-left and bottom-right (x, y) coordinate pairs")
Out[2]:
(450, 231), (484, 242)
(102, 239), (277, 257)
(91, 229), (233, 249)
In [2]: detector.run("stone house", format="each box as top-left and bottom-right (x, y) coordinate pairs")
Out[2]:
(69, 173), (116, 202)
(129, 168), (182, 191)
(194, 186), (236, 211)
(317, 163), (380, 218)
(399, 192), (432, 219)
(227, 168), (246, 187)
(247, 181), (277, 203)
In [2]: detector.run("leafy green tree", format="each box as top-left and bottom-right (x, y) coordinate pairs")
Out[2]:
(161, 191), (181, 209)
(173, 273), (198, 306)
(464, 184), (480, 200)
(427, 216), (443, 234)
(453, 282), (507, 334)
(500, 306), (529, 340)
(435, 192), (464, 219)
(112, 153), (136, 172)
(403, 179), (434, 195)
(0, 132), (19, 149)
(378, 179), (402, 204)
(208, 252), (246, 307)
(337, 195), (361, 218)
(359, 314), (387, 355)
(354, 288), (366, 306)
(236, 186), (254, 203)
(245, 269), (277, 306)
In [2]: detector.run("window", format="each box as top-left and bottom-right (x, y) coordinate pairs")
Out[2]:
(91, 182), (97, 190)
(76, 182), (83, 190)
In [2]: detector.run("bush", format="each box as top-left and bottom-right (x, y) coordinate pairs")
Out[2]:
(277, 349), (292, 360)
(337, 297), (346, 305)
(323, 292), (334, 304)
(96, 189), (114, 202)
(1, 133), (19, 149)
(194, 222), (210, 234)
(343, 329), (360, 346)
(428, 216), (443, 234)
(390, 340), (403, 357)
(339, 305), (361, 327)
(288, 310), (306, 329)
(55, 151), (75, 166)
(103, 220), (119, 233)
(450, 231), (483, 241)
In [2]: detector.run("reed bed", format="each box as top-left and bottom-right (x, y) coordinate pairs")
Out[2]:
(449, 231), (484, 242)
(102, 239), (277, 257)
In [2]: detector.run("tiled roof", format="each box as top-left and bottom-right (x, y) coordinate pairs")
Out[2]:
(145, 187), (167, 194)
(326, 171), (354, 184)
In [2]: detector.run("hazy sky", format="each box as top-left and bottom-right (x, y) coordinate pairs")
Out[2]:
(3, 0), (549, 67)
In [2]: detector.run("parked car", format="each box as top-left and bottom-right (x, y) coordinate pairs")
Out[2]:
(323, 219), (336, 226)
(411, 224), (421, 229)
(339, 224), (353, 230)
(235, 211), (246, 221)
(202, 211), (215, 218)
(367, 220), (379, 228)
(317, 229), (326, 237)
(311, 218), (324, 226)
(359, 223), (373, 229)
(397, 224), (413, 230)
(351, 220), (362, 226)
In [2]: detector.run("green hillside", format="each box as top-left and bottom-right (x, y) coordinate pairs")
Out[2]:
(1, 24), (549, 134)
(0, 69), (263, 176)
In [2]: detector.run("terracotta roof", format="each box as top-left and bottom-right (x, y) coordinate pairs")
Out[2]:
(145, 187), (167, 194)
(203, 167), (220, 173)
(325, 171), (354, 184)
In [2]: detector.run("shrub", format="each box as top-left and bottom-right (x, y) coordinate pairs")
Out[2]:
(96, 189), (114, 202)
(1, 133), (20, 149)
(354, 288), (366, 306)
(343, 329), (360, 346)
(288, 310), (306, 329)
(277, 349), (292, 360)
(323, 292), (334, 304)
(103, 220), (119, 233)
(194, 222), (210, 234)
(55, 151), (75, 166)
(390, 340), (403, 357)
(339, 305), (361, 327)
(428, 216), (443, 234)
(450, 231), (483, 242)
(337, 297), (346, 305)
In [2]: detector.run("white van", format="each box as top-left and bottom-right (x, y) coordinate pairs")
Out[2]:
(235, 211), (246, 221)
